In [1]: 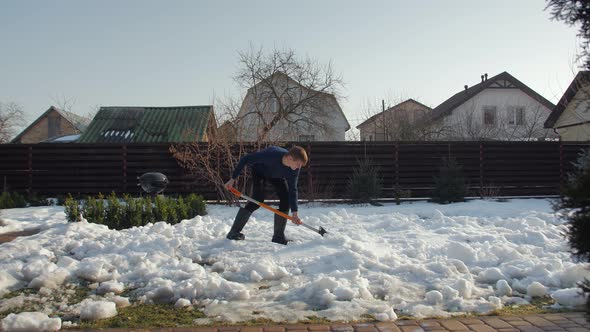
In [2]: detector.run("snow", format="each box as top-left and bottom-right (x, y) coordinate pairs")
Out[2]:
(0, 199), (588, 325)
(79, 300), (117, 321)
(1, 312), (61, 332)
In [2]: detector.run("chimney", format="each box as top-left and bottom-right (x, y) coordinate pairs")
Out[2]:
(464, 85), (468, 91)
(484, 73), (488, 81)
(481, 75), (484, 82)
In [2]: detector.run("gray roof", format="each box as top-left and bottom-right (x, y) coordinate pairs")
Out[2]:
(430, 72), (555, 121)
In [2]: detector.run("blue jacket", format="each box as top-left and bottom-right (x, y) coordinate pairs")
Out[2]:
(232, 146), (300, 212)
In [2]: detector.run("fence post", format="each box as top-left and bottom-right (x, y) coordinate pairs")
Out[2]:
(396, 142), (399, 189)
(306, 143), (313, 201)
(559, 141), (564, 191)
(27, 146), (33, 193)
(122, 145), (127, 192)
(479, 142), (484, 198)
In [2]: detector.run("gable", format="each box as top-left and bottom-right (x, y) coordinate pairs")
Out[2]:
(544, 71), (590, 128)
(356, 99), (431, 129)
(10, 106), (90, 143)
(553, 85), (590, 128)
(240, 74), (350, 131)
(431, 72), (555, 121)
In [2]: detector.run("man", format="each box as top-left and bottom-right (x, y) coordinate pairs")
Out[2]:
(224, 145), (308, 245)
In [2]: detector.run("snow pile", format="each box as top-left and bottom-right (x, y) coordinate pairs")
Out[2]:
(0, 199), (588, 324)
(1, 312), (61, 332)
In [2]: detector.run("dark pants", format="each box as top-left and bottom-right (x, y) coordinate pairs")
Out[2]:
(244, 173), (290, 214)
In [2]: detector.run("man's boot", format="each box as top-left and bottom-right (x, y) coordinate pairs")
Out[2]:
(271, 214), (291, 245)
(226, 208), (252, 240)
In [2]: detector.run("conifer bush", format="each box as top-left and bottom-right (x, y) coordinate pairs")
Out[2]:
(64, 194), (80, 222)
(63, 192), (207, 230)
(0, 192), (48, 208)
(347, 158), (383, 203)
(555, 148), (590, 309)
(0, 192), (15, 209)
(432, 156), (467, 204)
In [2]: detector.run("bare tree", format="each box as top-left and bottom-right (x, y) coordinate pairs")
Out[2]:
(234, 45), (345, 142)
(0, 102), (25, 143)
(53, 94), (97, 120)
(170, 93), (269, 205)
(171, 46), (344, 203)
(52, 95), (77, 113)
(86, 104), (101, 121)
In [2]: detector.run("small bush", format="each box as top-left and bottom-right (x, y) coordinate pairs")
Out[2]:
(64, 194), (81, 222)
(347, 159), (382, 203)
(186, 193), (207, 216)
(0, 192), (55, 208)
(393, 185), (412, 205)
(478, 183), (501, 200)
(64, 193), (207, 230)
(11, 193), (27, 208)
(124, 194), (143, 229)
(105, 192), (123, 229)
(27, 193), (49, 207)
(432, 156), (467, 204)
(0, 192), (15, 209)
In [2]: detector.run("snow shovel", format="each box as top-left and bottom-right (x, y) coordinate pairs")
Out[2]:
(228, 186), (327, 236)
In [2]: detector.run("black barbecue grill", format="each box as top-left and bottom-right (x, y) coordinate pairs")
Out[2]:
(138, 172), (169, 195)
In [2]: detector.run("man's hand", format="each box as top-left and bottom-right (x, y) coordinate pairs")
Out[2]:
(224, 178), (235, 189)
(291, 212), (303, 225)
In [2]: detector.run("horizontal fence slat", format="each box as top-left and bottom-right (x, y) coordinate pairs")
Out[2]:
(1, 142), (589, 199)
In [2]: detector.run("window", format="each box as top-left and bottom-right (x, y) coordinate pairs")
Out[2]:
(508, 106), (525, 125)
(483, 106), (497, 126)
(299, 135), (315, 141)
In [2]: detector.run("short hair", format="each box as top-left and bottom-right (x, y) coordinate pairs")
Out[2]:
(286, 146), (308, 166)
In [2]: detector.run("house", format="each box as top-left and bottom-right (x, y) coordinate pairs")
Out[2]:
(217, 120), (238, 142)
(235, 72), (350, 142)
(11, 106), (90, 143)
(77, 105), (216, 143)
(356, 99), (432, 141)
(544, 71), (590, 141)
(429, 72), (556, 141)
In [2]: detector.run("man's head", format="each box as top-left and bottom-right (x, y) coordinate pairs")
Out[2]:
(283, 146), (308, 170)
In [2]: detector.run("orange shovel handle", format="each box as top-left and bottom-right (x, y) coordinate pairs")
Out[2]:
(228, 186), (294, 221)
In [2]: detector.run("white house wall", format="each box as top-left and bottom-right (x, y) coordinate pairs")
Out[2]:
(440, 88), (555, 140)
(554, 87), (590, 128)
(236, 90), (348, 142)
(557, 124), (590, 141)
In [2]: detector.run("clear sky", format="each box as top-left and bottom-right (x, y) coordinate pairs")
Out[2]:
(0, 0), (581, 133)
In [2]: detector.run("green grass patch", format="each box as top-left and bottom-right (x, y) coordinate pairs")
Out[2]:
(78, 304), (206, 329)
(1, 288), (38, 299)
(0, 285), (92, 320)
(488, 296), (572, 316)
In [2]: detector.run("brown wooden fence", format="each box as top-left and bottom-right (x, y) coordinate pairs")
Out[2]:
(0, 142), (588, 199)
